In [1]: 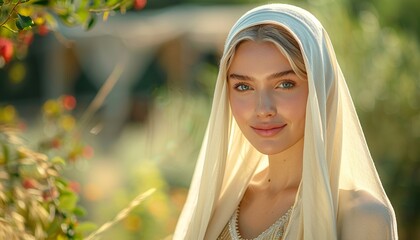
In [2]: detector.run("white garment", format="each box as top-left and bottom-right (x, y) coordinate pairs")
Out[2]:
(174, 4), (398, 240)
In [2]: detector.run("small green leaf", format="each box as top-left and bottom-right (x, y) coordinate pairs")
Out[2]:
(0, 0), (4, 5)
(60, 14), (76, 26)
(58, 191), (78, 213)
(16, 14), (34, 30)
(2, 144), (8, 164)
(55, 179), (67, 191)
(46, 218), (62, 235)
(19, 163), (47, 179)
(86, 15), (97, 30)
(76, 222), (97, 234)
(75, 9), (89, 23)
(106, 0), (119, 7)
(51, 156), (66, 166)
(32, 0), (49, 5)
(73, 206), (87, 216)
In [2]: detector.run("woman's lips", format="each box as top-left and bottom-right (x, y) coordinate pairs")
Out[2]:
(251, 124), (287, 137)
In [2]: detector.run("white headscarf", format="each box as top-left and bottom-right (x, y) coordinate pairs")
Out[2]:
(174, 4), (398, 240)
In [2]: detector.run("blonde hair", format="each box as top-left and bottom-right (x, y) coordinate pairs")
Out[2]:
(225, 24), (307, 80)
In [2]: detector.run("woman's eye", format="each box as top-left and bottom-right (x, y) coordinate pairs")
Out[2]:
(234, 84), (252, 91)
(278, 81), (295, 89)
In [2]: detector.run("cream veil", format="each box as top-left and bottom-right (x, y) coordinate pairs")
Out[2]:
(173, 4), (397, 240)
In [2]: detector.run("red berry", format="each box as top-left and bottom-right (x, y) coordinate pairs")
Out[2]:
(62, 95), (76, 111)
(134, 0), (147, 10)
(0, 37), (14, 63)
(43, 187), (58, 201)
(23, 32), (33, 45)
(83, 146), (94, 159)
(38, 24), (49, 36)
(68, 181), (81, 193)
(18, 122), (27, 131)
(22, 178), (37, 189)
(51, 138), (61, 149)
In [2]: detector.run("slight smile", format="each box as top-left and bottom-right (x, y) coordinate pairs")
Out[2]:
(251, 124), (287, 137)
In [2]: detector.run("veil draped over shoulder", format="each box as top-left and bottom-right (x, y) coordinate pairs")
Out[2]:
(173, 4), (398, 240)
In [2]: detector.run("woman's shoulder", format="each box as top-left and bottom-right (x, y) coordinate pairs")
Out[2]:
(338, 189), (392, 220)
(338, 189), (395, 240)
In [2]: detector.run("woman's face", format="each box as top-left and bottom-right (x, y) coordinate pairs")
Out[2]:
(228, 40), (308, 155)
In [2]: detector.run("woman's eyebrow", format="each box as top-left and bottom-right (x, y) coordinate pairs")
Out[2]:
(267, 69), (295, 80)
(228, 69), (295, 81)
(228, 73), (253, 81)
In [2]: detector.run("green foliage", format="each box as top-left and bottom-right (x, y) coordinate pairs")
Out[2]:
(16, 13), (33, 30)
(343, 0), (420, 40)
(0, 0), (146, 65)
(0, 96), (96, 239)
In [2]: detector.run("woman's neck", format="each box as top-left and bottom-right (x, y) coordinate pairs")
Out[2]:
(265, 137), (304, 194)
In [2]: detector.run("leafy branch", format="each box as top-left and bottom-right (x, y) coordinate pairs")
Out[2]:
(0, 1), (21, 32)
(0, 0), (146, 66)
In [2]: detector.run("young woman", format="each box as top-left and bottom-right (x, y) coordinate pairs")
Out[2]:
(174, 4), (398, 240)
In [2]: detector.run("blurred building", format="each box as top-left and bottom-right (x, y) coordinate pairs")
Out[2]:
(0, 4), (252, 147)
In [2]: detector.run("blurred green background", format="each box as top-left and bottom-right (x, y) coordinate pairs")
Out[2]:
(1, 0), (419, 239)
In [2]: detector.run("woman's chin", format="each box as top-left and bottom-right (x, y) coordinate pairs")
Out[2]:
(251, 143), (285, 155)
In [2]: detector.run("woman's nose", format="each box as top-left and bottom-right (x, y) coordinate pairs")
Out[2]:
(256, 92), (277, 118)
